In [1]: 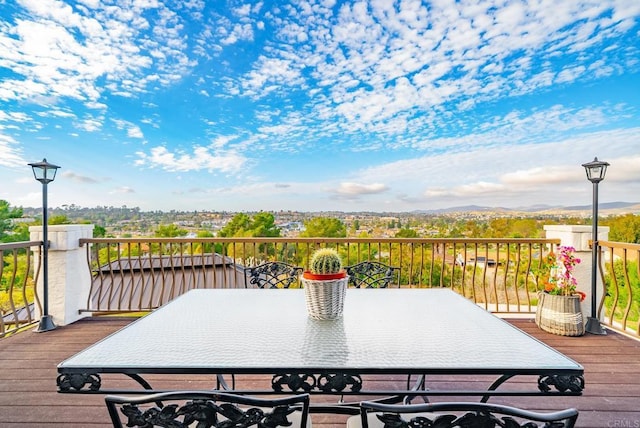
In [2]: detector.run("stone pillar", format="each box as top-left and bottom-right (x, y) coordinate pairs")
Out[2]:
(29, 224), (94, 326)
(543, 225), (609, 320)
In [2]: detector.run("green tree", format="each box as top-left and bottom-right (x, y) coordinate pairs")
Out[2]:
(49, 215), (71, 225)
(509, 218), (541, 238)
(487, 218), (510, 238)
(465, 220), (486, 238)
(194, 230), (220, 254)
(217, 213), (281, 262)
(249, 212), (280, 237)
(154, 224), (188, 237)
(93, 225), (107, 238)
(351, 219), (361, 234)
(300, 217), (347, 238)
(218, 213), (251, 237)
(395, 228), (418, 238)
(8, 223), (30, 242)
(604, 214), (640, 244)
(218, 213), (281, 238)
(0, 200), (24, 242)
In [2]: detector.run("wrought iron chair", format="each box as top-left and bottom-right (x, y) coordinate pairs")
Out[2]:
(244, 261), (303, 289)
(106, 390), (311, 428)
(347, 400), (579, 428)
(345, 261), (399, 288)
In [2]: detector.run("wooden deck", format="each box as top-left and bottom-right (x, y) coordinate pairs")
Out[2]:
(1, 316), (639, 427)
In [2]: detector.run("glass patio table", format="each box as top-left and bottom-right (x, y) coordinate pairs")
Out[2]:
(57, 288), (584, 401)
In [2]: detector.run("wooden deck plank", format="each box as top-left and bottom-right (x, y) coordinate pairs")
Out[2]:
(0, 317), (639, 427)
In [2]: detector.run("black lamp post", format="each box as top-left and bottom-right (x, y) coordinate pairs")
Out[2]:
(28, 158), (60, 333)
(582, 157), (609, 335)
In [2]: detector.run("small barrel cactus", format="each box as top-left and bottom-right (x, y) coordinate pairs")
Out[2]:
(310, 248), (343, 275)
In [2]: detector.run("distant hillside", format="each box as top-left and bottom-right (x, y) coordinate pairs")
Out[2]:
(413, 202), (640, 215)
(562, 202), (640, 211)
(415, 205), (510, 214)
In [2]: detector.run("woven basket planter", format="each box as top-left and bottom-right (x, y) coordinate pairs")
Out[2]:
(302, 275), (348, 320)
(535, 292), (585, 336)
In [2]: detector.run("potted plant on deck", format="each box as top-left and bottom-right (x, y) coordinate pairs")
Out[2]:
(535, 246), (586, 336)
(301, 248), (349, 320)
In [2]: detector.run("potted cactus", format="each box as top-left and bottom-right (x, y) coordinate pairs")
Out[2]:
(301, 248), (349, 320)
(303, 248), (347, 280)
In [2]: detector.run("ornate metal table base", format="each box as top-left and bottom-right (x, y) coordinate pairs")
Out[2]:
(538, 374), (585, 393)
(57, 373), (101, 392)
(272, 373), (363, 393)
(56, 371), (585, 397)
(57, 372), (152, 393)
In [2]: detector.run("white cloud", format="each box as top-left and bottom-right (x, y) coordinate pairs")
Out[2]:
(127, 125), (144, 139)
(1, 0), (194, 107)
(109, 186), (135, 194)
(0, 1), (637, 212)
(78, 117), (103, 132)
(76, 0), (100, 8)
(345, 124), (639, 209)
(0, 111), (30, 122)
(135, 145), (247, 173)
(334, 182), (389, 196)
(112, 119), (144, 139)
(232, 0), (639, 141)
(61, 170), (100, 183)
(0, 132), (25, 167)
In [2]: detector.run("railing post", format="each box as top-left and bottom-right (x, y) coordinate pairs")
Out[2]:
(543, 224), (609, 323)
(29, 224), (94, 326)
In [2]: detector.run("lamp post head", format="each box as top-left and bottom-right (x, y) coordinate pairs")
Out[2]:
(28, 158), (61, 184)
(582, 157), (609, 184)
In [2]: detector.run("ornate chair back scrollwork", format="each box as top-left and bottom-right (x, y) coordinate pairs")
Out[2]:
(244, 262), (303, 289)
(105, 390), (311, 428)
(345, 261), (399, 289)
(347, 400), (579, 428)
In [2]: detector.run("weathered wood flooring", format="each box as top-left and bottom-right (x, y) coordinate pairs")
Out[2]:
(0, 316), (638, 427)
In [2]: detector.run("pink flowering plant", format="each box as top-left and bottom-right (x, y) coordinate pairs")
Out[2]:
(544, 245), (582, 297)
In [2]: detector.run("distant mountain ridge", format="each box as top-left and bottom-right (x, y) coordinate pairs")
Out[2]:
(414, 202), (640, 215)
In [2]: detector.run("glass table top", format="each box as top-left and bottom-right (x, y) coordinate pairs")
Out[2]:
(58, 288), (583, 375)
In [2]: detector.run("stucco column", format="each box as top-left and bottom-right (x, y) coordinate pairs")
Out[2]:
(543, 224), (609, 321)
(29, 224), (94, 326)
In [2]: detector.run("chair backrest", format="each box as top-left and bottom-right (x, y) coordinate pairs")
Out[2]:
(355, 401), (578, 428)
(105, 390), (310, 428)
(244, 262), (303, 289)
(345, 261), (399, 288)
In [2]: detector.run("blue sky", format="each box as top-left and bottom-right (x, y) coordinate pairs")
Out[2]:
(1, 0), (639, 213)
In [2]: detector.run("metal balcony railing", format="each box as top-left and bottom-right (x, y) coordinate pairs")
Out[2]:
(0, 240), (42, 337)
(79, 237), (563, 315)
(2, 237), (639, 339)
(598, 240), (640, 336)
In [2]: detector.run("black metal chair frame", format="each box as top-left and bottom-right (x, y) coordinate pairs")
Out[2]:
(244, 261), (303, 289)
(345, 261), (399, 288)
(356, 400), (579, 428)
(105, 390), (310, 428)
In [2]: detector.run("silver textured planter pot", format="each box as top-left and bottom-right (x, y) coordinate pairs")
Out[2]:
(535, 292), (584, 336)
(301, 275), (348, 320)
